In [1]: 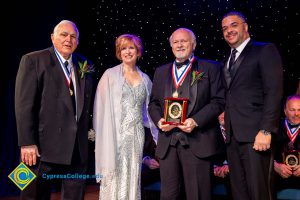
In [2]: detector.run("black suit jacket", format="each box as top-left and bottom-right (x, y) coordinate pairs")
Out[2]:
(148, 57), (225, 159)
(221, 40), (283, 143)
(143, 127), (157, 159)
(15, 46), (95, 165)
(141, 127), (160, 187)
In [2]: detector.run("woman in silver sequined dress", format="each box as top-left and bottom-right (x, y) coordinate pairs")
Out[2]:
(93, 34), (158, 200)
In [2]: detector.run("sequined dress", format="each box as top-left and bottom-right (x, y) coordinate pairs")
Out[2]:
(100, 80), (146, 200)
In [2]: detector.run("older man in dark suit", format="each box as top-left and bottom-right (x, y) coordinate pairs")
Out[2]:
(148, 28), (225, 200)
(221, 11), (283, 200)
(15, 20), (95, 200)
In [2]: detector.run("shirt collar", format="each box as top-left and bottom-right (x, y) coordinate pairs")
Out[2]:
(54, 47), (73, 65)
(233, 37), (251, 54)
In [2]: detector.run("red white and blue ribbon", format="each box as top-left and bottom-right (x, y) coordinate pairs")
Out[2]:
(54, 48), (72, 87)
(285, 119), (300, 144)
(172, 56), (195, 90)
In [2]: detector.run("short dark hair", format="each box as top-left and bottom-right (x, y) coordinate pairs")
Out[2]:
(222, 11), (247, 23)
(285, 94), (300, 108)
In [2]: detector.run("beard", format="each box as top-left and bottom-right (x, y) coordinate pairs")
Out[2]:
(174, 51), (188, 60)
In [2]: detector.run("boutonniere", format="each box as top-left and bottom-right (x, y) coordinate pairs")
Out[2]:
(78, 60), (95, 79)
(88, 129), (96, 142)
(191, 70), (205, 86)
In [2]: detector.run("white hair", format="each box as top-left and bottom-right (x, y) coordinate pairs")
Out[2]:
(53, 20), (79, 40)
(169, 28), (196, 47)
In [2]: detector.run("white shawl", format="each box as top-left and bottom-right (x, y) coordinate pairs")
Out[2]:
(93, 64), (158, 184)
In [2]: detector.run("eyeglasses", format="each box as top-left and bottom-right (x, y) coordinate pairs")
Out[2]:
(221, 22), (245, 33)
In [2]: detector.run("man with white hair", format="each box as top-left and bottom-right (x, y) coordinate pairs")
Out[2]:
(15, 20), (95, 200)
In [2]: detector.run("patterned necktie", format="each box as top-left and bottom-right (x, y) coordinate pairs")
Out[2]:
(64, 61), (76, 114)
(228, 49), (237, 72)
(220, 125), (226, 141)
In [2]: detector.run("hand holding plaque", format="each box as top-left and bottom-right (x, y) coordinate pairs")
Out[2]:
(163, 97), (188, 125)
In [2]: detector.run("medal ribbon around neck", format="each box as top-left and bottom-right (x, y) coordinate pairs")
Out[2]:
(285, 119), (300, 144)
(54, 49), (73, 87)
(172, 56), (195, 90)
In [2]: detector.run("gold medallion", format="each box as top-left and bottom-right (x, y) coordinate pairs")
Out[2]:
(69, 89), (73, 96)
(285, 153), (299, 167)
(172, 90), (179, 98)
(168, 102), (182, 119)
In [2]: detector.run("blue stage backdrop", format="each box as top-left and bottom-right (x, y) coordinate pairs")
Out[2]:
(1, 0), (299, 197)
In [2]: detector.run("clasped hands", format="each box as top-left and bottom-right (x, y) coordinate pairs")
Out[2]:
(157, 118), (197, 133)
(214, 165), (230, 178)
(274, 161), (300, 178)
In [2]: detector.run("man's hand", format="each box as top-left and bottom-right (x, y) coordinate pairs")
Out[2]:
(274, 161), (293, 178)
(214, 165), (229, 178)
(253, 131), (271, 151)
(292, 165), (300, 177)
(21, 145), (40, 166)
(177, 118), (198, 133)
(144, 158), (160, 170)
(157, 118), (176, 132)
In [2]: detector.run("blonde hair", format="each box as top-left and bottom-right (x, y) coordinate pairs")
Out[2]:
(115, 34), (143, 61)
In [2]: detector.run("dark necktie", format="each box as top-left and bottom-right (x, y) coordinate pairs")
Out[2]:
(220, 126), (226, 141)
(175, 59), (189, 69)
(228, 49), (237, 72)
(64, 61), (76, 114)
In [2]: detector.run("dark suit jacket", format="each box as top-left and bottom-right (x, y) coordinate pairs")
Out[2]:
(221, 40), (283, 143)
(143, 127), (157, 159)
(141, 127), (160, 187)
(148, 57), (225, 159)
(15, 46), (95, 165)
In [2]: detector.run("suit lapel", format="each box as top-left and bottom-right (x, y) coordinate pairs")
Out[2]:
(72, 56), (85, 120)
(229, 40), (252, 85)
(187, 60), (198, 116)
(164, 64), (173, 98)
(48, 47), (76, 114)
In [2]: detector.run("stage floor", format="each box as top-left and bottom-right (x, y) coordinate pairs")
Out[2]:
(0, 184), (99, 200)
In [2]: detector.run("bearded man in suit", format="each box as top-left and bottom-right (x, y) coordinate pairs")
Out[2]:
(221, 11), (283, 200)
(148, 27), (225, 200)
(15, 20), (95, 200)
